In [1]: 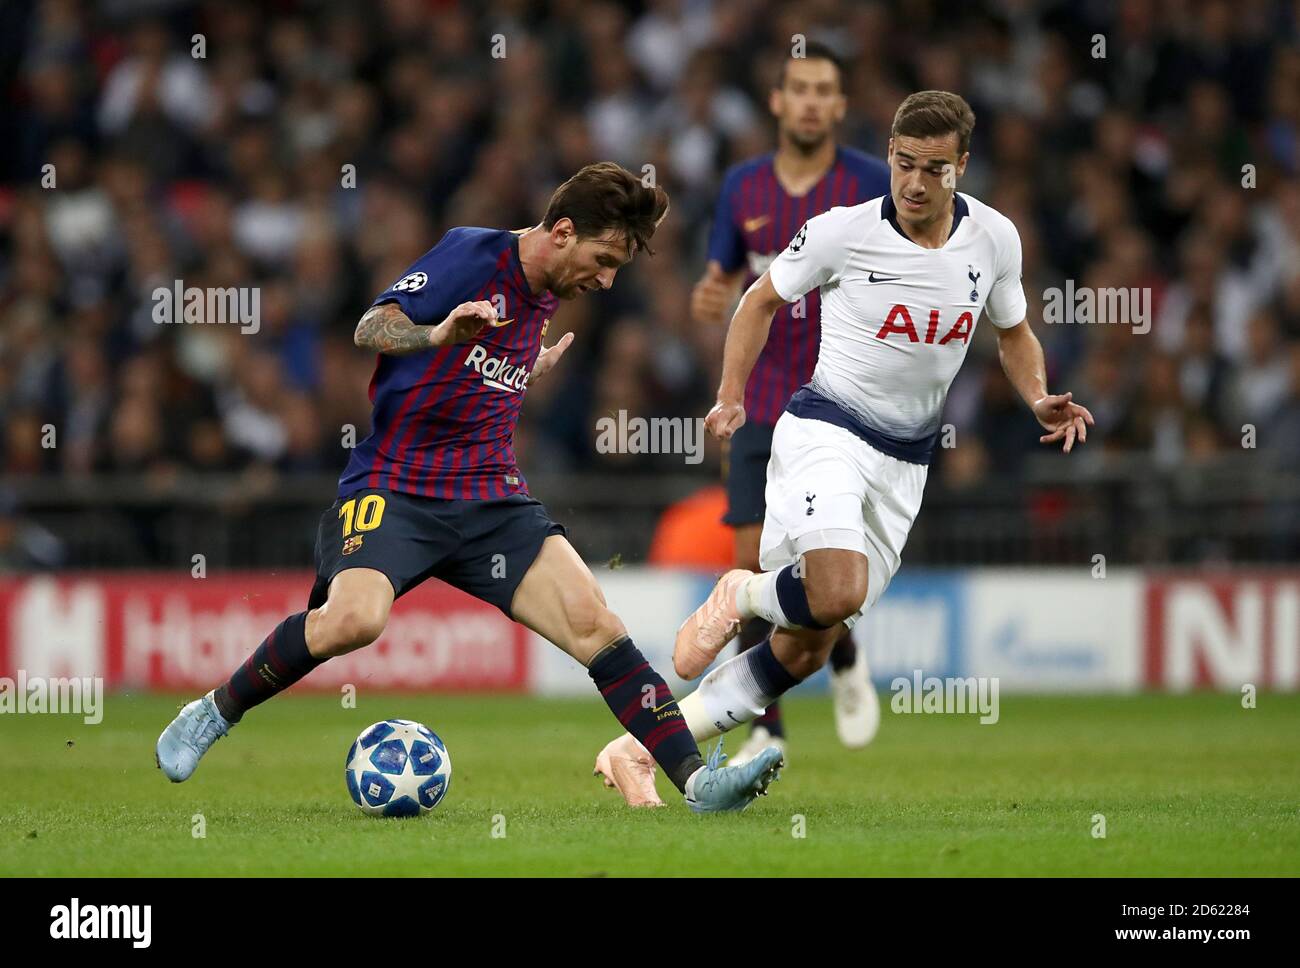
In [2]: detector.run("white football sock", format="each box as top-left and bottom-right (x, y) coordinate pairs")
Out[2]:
(677, 647), (786, 742)
(678, 691), (721, 742)
(738, 570), (794, 627)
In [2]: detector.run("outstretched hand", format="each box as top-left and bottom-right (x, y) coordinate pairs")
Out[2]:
(1033, 392), (1095, 453)
(530, 331), (575, 383)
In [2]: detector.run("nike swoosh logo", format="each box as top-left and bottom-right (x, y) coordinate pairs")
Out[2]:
(651, 702), (675, 713)
(868, 272), (901, 283)
(489, 317), (515, 328)
(743, 215), (771, 232)
(726, 710), (742, 723)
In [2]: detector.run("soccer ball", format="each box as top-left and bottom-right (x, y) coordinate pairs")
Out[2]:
(345, 719), (452, 817)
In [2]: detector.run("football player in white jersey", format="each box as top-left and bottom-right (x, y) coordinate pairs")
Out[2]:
(589, 92), (1093, 802)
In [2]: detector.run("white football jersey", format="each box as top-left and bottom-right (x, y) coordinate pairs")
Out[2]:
(767, 192), (1027, 450)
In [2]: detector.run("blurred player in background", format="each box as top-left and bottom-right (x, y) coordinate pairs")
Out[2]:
(156, 163), (783, 813)
(687, 43), (889, 767)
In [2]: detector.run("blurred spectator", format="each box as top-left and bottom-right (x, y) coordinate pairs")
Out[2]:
(1225, 309), (1294, 430)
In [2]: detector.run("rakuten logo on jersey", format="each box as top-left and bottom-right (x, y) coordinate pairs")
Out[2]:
(876, 306), (973, 346)
(464, 345), (530, 393)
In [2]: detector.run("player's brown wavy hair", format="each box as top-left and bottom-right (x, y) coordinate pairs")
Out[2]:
(542, 162), (670, 256)
(891, 91), (976, 156)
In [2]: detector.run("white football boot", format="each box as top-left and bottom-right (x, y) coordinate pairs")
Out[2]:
(830, 647), (880, 748)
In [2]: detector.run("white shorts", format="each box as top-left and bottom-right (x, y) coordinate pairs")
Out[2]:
(758, 412), (928, 625)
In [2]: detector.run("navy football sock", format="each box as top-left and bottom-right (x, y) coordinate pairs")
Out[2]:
(588, 637), (703, 793)
(775, 564), (832, 629)
(213, 612), (323, 723)
(738, 618), (783, 737)
(829, 630), (857, 672)
(744, 639), (797, 738)
(747, 639), (801, 698)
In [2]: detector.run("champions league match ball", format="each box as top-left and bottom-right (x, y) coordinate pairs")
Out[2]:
(345, 719), (452, 817)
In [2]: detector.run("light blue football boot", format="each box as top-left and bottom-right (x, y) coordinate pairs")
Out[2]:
(684, 739), (783, 813)
(155, 691), (234, 782)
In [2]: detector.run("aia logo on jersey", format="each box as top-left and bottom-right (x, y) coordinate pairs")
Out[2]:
(876, 305), (973, 346)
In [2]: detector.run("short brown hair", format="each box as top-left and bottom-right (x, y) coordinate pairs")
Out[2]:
(542, 162), (670, 256)
(891, 91), (976, 156)
(778, 40), (845, 89)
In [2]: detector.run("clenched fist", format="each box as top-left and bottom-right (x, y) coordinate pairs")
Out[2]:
(705, 399), (746, 440)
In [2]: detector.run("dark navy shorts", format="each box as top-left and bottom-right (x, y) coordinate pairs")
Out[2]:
(308, 489), (567, 618)
(722, 420), (775, 526)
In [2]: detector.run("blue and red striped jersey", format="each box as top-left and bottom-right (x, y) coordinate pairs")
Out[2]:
(706, 145), (890, 424)
(338, 227), (559, 501)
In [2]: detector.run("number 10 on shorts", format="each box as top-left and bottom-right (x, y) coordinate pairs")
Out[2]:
(339, 494), (386, 536)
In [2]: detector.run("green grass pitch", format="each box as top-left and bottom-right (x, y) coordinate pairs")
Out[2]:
(2, 692), (1298, 876)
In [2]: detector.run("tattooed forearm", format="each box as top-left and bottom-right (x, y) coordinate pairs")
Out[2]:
(353, 303), (437, 355)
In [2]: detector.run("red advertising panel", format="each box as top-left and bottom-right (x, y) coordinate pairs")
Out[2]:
(1145, 572), (1300, 690)
(0, 572), (529, 691)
